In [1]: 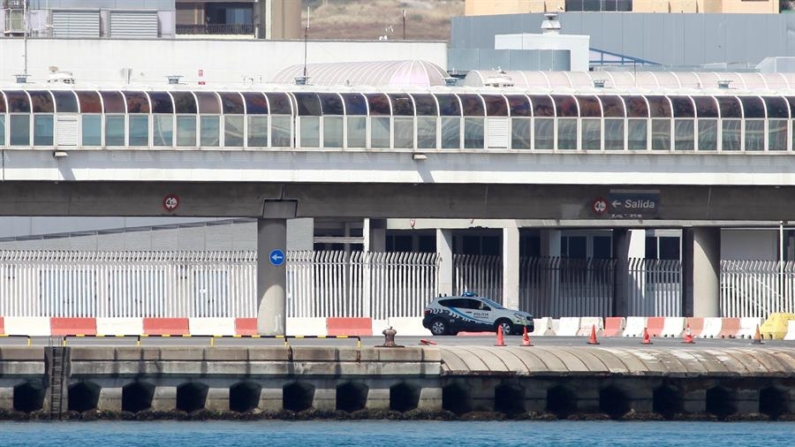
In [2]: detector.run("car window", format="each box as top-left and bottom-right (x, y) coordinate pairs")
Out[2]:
(463, 298), (489, 310)
(438, 299), (455, 308)
(481, 298), (504, 310)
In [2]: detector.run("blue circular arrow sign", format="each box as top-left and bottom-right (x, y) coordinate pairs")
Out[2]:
(269, 249), (285, 266)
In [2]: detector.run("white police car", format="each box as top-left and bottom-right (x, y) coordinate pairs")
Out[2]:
(421, 292), (534, 336)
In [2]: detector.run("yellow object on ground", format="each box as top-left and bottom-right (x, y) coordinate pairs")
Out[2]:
(760, 313), (795, 340)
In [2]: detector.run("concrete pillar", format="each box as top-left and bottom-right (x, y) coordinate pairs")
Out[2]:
(469, 378), (497, 412)
(257, 218), (287, 335)
(612, 229), (645, 316)
(312, 387), (336, 411)
(682, 389), (706, 414)
(0, 386), (13, 411)
(97, 387), (122, 412)
(365, 387), (390, 410)
(417, 384), (442, 411)
(206, 387), (230, 412)
(259, 386), (283, 412)
(364, 218), (387, 252)
(540, 229), (561, 257)
(151, 386), (177, 411)
(684, 227), (721, 317)
(437, 229), (454, 296)
(613, 229), (630, 317)
(735, 389), (760, 415)
(503, 223), (520, 309)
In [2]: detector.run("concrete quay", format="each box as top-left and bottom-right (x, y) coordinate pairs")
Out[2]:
(1, 345), (794, 421)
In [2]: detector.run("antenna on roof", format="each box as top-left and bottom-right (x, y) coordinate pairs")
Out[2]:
(299, 7), (310, 84)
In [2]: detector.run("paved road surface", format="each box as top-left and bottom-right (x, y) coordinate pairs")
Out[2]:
(0, 334), (792, 348)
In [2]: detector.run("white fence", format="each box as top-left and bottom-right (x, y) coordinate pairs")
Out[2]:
(0, 250), (438, 319)
(625, 258), (682, 317)
(2, 250), (793, 320)
(721, 260), (795, 318)
(520, 257), (615, 318)
(453, 254), (502, 303)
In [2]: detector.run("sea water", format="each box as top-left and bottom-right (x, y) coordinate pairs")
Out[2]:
(0, 420), (792, 447)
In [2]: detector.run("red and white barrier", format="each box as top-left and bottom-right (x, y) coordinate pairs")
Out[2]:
(686, 317), (705, 338)
(646, 317), (665, 338)
(576, 317), (604, 336)
(531, 317), (554, 336)
(660, 317), (685, 338)
(784, 321), (795, 341)
(623, 317), (647, 337)
(737, 317), (764, 339)
(700, 317), (723, 338)
(718, 318), (740, 338)
(602, 317), (625, 337)
(188, 318), (236, 336)
(5, 317), (50, 336)
(97, 318), (144, 335)
(557, 317), (582, 336)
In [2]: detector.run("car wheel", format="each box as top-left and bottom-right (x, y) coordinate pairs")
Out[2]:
(496, 319), (515, 336)
(430, 319), (448, 336)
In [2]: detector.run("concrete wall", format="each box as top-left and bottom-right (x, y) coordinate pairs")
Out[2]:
(495, 33), (589, 71)
(0, 39), (447, 86)
(721, 229), (777, 260)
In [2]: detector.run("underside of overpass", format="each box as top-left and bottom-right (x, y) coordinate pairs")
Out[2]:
(0, 181), (793, 221)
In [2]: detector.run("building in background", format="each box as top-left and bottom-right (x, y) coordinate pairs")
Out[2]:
(1, 0), (301, 40)
(465, 0), (780, 15)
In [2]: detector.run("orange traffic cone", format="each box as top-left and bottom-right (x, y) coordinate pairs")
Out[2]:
(495, 325), (506, 347)
(682, 323), (694, 344)
(752, 324), (763, 345)
(587, 324), (599, 345)
(521, 326), (533, 347)
(641, 327), (652, 345)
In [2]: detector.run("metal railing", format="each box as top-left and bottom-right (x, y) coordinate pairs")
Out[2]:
(176, 24), (255, 35)
(453, 254), (502, 303)
(721, 260), (795, 318)
(0, 250), (438, 320)
(625, 258), (682, 317)
(520, 257), (615, 318)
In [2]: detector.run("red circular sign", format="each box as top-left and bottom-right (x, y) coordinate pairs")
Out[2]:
(592, 198), (608, 215)
(163, 194), (180, 212)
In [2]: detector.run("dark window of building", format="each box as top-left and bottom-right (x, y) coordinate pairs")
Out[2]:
(388, 235), (412, 252)
(481, 236), (500, 256)
(418, 235), (436, 253)
(520, 234), (541, 258)
(564, 236), (587, 259)
(659, 237), (680, 260)
(205, 2), (253, 26)
(461, 235), (480, 255)
(593, 236), (612, 259)
(645, 237), (658, 260)
(28, 91), (54, 113)
(565, 0), (632, 11)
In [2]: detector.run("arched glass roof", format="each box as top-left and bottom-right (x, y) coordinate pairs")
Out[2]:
(463, 70), (795, 93)
(270, 60), (449, 88)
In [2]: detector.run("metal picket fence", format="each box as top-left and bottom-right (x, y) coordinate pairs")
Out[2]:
(625, 258), (682, 317)
(519, 257), (615, 318)
(0, 250), (439, 319)
(453, 254), (503, 303)
(721, 260), (795, 318)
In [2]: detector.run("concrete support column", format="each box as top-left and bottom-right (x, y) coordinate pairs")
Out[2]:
(97, 387), (122, 412)
(151, 386), (177, 411)
(206, 387), (230, 412)
(540, 229), (561, 257)
(613, 229), (630, 317)
(364, 218), (387, 253)
(612, 229), (645, 316)
(437, 229), (454, 296)
(312, 387), (336, 411)
(734, 389), (760, 415)
(469, 378), (497, 412)
(259, 386), (283, 412)
(503, 223), (520, 309)
(365, 387), (390, 410)
(539, 229), (561, 316)
(0, 386), (13, 411)
(683, 228), (721, 317)
(257, 218), (287, 335)
(417, 385), (442, 411)
(682, 389), (706, 414)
